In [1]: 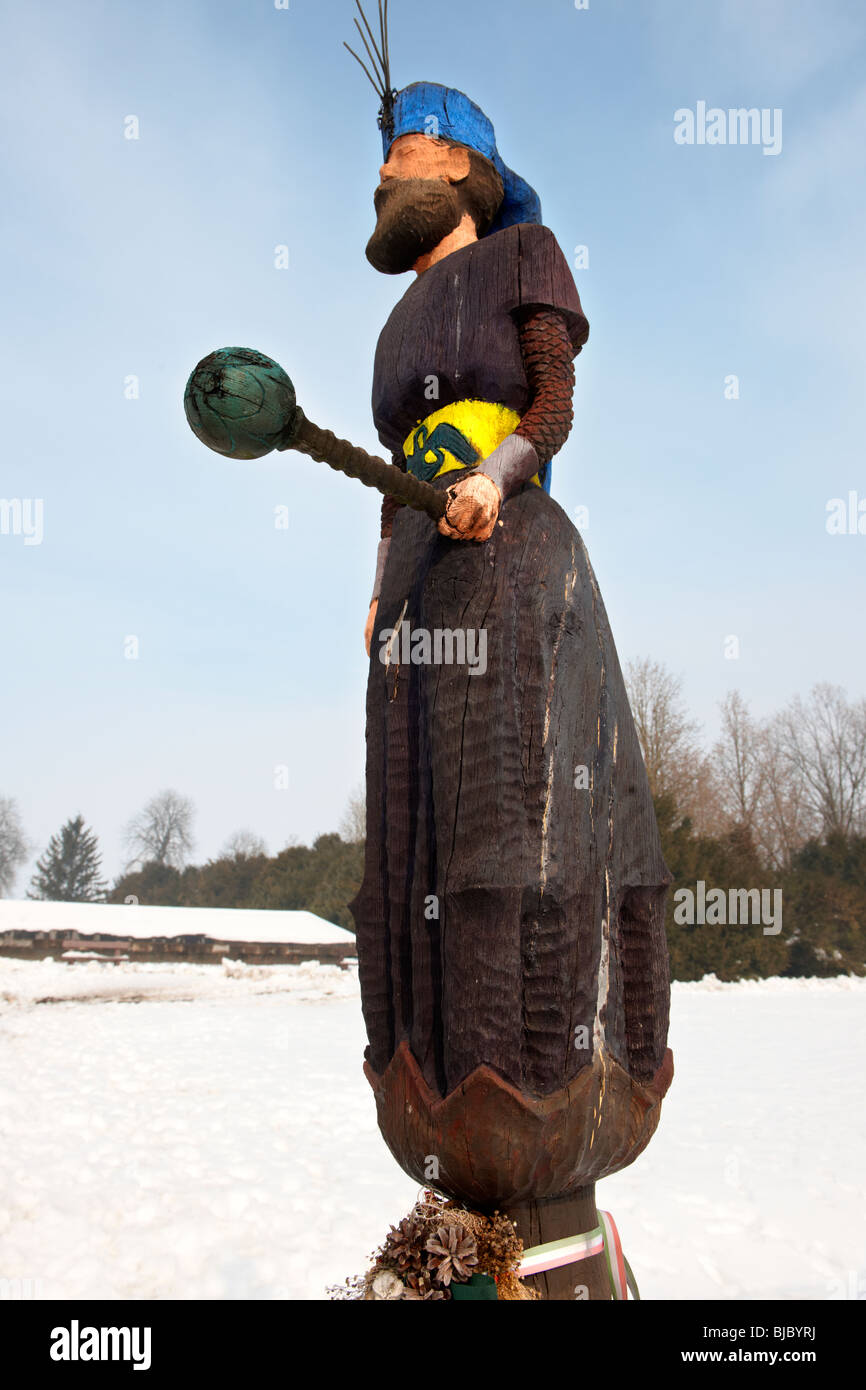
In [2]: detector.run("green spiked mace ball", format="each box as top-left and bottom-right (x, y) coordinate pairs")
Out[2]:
(184, 346), (446, 520)
(184, 347), (298, 460)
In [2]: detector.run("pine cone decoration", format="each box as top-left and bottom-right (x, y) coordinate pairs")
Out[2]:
(383, 1217), (425, 1273)
(425, 1225), (478, 1287)
(403, 1272), (448, 1301)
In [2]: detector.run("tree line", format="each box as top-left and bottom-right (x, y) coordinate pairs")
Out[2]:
(1, 671), (864, 977)
(624, 664), (866, 980)
(0, 789), (363, 934)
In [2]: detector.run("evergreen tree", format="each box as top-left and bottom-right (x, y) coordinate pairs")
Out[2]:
(28, 815), (108, 902)
(655, 792), (788, 981)
(781, 833), (866, 977)
(108, 860), (188, 907)
(109, 831), (363, 930)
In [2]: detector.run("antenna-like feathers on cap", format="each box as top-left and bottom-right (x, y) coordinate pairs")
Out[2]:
(344, 0), (396, 138)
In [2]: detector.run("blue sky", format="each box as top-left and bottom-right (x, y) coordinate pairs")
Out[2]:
(1, 0), (864, 885)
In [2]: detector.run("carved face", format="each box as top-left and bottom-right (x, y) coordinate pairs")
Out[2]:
(365, 133), (472, 275)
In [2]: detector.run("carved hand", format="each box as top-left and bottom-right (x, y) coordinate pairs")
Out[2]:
(437, 473), (502, 542)
(364, 598), (378, 656)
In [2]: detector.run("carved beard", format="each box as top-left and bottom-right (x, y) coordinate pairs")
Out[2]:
(365, 177), (464, 275)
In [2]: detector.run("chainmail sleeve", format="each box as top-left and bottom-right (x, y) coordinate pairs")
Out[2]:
(513, 309), (577, 468)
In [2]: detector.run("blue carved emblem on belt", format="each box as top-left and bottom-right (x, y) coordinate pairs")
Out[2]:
(405, 422), (480, 482)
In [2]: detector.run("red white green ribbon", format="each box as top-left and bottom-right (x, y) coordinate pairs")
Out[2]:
(517, 1209), (640, 1300)
(599, 1209), (629, 1299)
(518, 1225), (605, 1277)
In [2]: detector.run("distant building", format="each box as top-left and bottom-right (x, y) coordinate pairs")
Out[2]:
(0, 901), (356, 967)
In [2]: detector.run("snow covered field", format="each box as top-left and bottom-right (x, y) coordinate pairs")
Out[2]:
(0, 956), (864, 1301)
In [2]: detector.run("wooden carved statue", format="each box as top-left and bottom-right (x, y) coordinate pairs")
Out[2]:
(184, 2), (673, 1300)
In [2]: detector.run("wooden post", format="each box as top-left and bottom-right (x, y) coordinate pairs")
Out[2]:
(508, 1189), (610, 1301)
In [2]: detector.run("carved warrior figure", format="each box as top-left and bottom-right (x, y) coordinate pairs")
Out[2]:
(346, 7), (674, 1298)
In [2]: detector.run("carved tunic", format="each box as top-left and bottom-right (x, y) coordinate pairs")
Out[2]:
(352, 223), (672, 1142)
(371, 222), (588, 469)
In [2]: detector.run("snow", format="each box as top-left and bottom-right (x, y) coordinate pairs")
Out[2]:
(0, 958), (864, 1302)
(0, 899), (354, 946)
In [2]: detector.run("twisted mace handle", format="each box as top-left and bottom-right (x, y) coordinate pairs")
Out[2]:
(284, 409), (446, 520)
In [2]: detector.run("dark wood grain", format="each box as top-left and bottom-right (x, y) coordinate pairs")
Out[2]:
(351, 480), (671, 1109)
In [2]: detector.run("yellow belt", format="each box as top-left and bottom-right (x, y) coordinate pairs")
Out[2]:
(403, 399), (541, 487)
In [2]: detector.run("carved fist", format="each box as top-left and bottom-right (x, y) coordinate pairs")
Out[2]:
(437, 473), (502, 542)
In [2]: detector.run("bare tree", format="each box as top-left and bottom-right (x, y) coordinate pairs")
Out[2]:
(221, 829), (267, 860)
(339, 784), (366, 844)
(624, 658), (713, 828)
(123, 789), (195, 870)
(774, 684), (866, 840)
(686, 757), (727, 840)
(712, 691), (766, 832)
(0, 796), (29, 897)
(708, 689), (852, 868)
(752, 718), (819, 870)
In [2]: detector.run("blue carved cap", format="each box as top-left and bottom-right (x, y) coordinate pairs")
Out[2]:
(382, 82), (541, 236)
